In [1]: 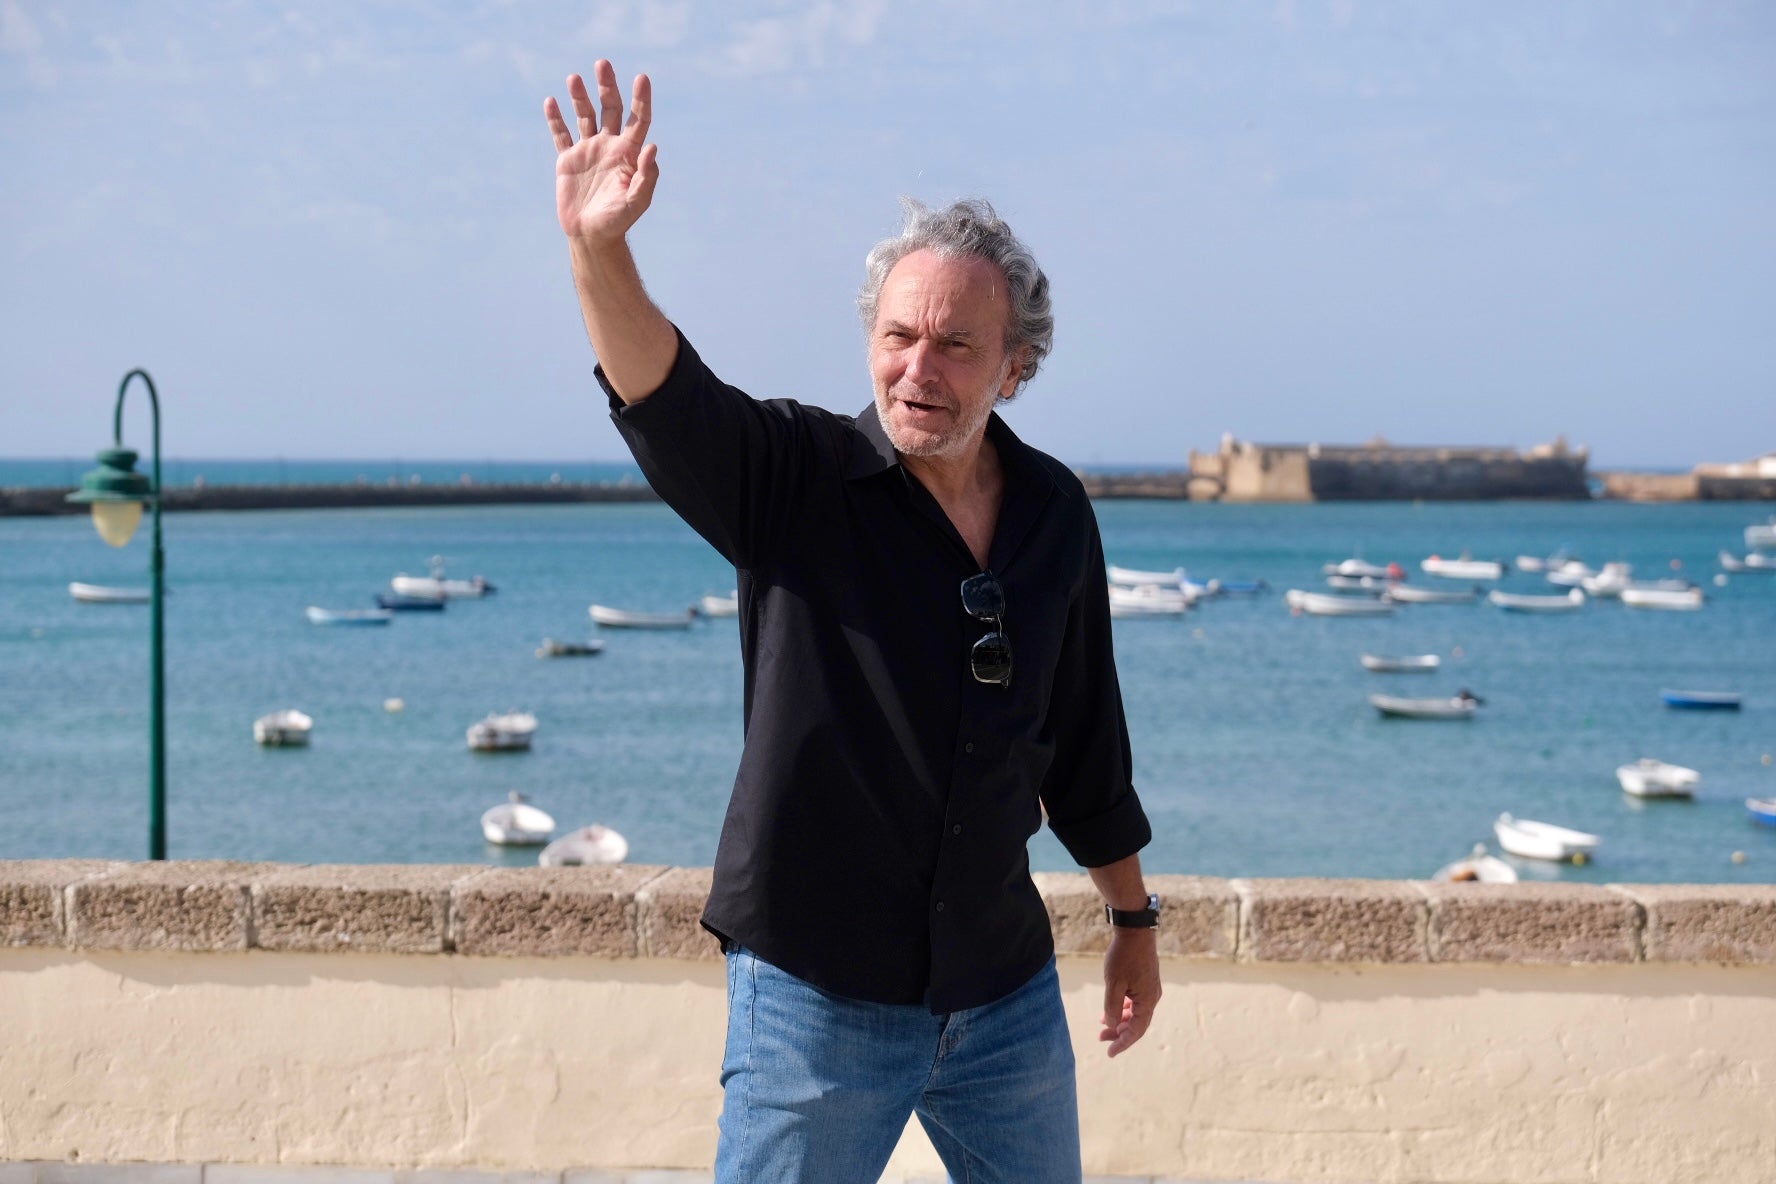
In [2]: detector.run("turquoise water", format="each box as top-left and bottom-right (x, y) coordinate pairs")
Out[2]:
(3, 498), (1772, 882)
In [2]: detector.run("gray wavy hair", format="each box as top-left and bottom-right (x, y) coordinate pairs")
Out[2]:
(857, 198), (1053, 398)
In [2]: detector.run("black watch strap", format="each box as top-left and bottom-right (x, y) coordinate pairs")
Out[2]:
(1106, 892), (1161, 929)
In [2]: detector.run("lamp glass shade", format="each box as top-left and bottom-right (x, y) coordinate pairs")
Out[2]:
(92, 499), (144, 547)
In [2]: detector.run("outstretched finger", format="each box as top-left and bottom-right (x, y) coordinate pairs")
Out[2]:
(624, 73), (652, 144)
(543, 96), (573, 153)
(628, 142), (660, 208)
(595, 59), (624, 136)
(568, 73), (597, 142)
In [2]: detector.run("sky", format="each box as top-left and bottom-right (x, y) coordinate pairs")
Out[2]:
(2, 1), (1772, 469)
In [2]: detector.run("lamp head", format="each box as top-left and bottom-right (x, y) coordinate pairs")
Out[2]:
(66, 446), (153, 547)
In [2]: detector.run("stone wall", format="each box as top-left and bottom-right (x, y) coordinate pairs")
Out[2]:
(3, 861), (1775, 1183)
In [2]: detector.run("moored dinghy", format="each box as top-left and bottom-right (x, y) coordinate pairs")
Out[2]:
(1370, 689), (1482, 720)
(481, 791), (556, 846)
(306, 606), (393, 626)
(467, 711), (538, 752)
(1360, 653), (1440, 673)
(1747, 799), (1776, 827)
(1433, 844), (1518, 883)
(698, 591), (740, 617)
(1620, 586), (1705, 611)
(253, 709), (313, 747)
(1107, 564), (1186, 587)
(1615, 758), (1700, 798)
(1285, 590), (1395, 617)
(1422, 555), (1504, 581)
(539, 824), (630, 866)
(1109, 583), (1191, 616)
(69, 582), (150, 604)
(1385, 583), (1479, 605)
(1661, 689), (1742, 710)
(1494, 813), (1600, 862)
(1489, 588), (1586, 613)
(535, 638), (605, 658)
(590, 604), (697, 630)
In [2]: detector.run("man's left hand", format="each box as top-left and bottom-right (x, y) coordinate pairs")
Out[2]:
(1099, 927), (1161, 1057)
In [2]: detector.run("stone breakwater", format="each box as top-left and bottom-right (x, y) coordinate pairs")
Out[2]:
(5, 860), (1773, 963)
(0, 481), (663, 517)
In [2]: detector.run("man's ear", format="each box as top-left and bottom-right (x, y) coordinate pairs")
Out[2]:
(999, 349), (1029, 400)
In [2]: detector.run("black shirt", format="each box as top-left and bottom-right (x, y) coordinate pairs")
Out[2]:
(603, 331), (1150, 1013)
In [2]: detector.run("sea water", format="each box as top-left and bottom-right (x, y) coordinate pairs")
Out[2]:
(2, 497), (1772, 883)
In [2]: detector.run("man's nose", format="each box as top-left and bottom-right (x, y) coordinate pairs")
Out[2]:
(904, 339), (939, 384)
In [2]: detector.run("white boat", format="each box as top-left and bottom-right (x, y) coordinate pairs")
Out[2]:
(538, 824), (630, 867)
(253, 709), (313, 747)
(1588, 574), (1694, 599)
(481, 791), (556, 846)
(69, 582), (150, 604)
(1577, 562), (1633, 597)
(1620, 587), (1704, 611)
(1421, 556), (1504, 581)
(467, 711), (538, 752)
(391, 555), (495, 599)
(1109, 583), (1191, 616)
(535, 638), (606, 658)
(1370, 690), (1481, 720)
(1325, 574), (1390, 592)
(1489, 588), (1585, 613)
(698, 591), (740, 617)
(1494, 813), (1600, 862)
(590, 604), (698, 630)
(305, 606), (393, 626)
(1433, 844), (1518, 883)
(1107, 564), (1185, 587)
(1545, 560), (1598, 588)
(1719, 551), (1776, 572)
(1615, 758), (1700, 798)
(1285, 590), (1395, 617)
(1360, 653), (1440, 673)
(1745, 521), (1776, 550)
(1321, 558), (1398, 579)
(1384, 584), (1479, 605)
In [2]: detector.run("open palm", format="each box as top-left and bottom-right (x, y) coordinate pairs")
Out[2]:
(546, 62), (658, 242)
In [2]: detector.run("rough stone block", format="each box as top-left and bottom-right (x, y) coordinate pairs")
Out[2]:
(636, 866), (719, 959)
(1425, 882), (1640, 963)
(1616, 883), (1776, 963)
(252, 864), (485, 954)
(66, 861), (257, 951)
(450, 865), (665, 957)
(1036, 873), (1237, 959)
(0, 860), (122, 947)
(1236, 878), (1427, 963)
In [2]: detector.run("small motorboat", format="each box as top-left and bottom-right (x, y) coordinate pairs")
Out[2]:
(1719, 551), (1775, 573)
(481, 791), (556, 846)
(535, 638), (606, 658)
(1107, 564), (1185, 587)
(1615, 758), (1700, 798)
(1747, 798), (1776, 827)
(253, 709), (313, 747)
(1421, 555), (1504, 581)
(698, 591), (740, 617)
(1433, 844), (1518, 883)
(1489, 588), (1586, 613)
(538, 824), (630, 867)
(306, 606), (393, 626)
(1661, 689), (1742, 710)
(1109, 583), (1191, 617)
(1545, 560), (1597, 588)
(1620, 587), (1705, 611)
(467, 711), (538, 752)
(391, 556), (496, 599)
(1745, 520), (1776, 550)
(69, 581), (151, 604)
(590, 604), (697, 630)
(1360, 653), (1441, 673)
(375, 591), (446, 611)
(1370, 690), (1482, 720)
(1321, 559), (1397, 579)
(1577, 562), (1633, 597)
(1325, 574), (1390, 592)
(1285, 590), (1394, 617)
(1211, 578), (1268, 596)
(1385, 583), (1479, 605)
(1494, 813), (1600, 863)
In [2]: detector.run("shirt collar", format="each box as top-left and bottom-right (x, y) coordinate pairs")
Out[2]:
(846, 400), (1060, 502)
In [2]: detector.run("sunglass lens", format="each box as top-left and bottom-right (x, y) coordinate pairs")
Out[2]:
(971, 632), (1012, 685)
(961, 574), (1006, 619)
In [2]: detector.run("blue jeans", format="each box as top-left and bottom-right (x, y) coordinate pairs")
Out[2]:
(716, 947), (1081, 1184)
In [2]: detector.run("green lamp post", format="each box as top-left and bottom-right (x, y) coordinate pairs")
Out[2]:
(66, 369), (167, 860)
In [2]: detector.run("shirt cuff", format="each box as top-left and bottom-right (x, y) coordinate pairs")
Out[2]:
(596, 326), (698, 414)
(1048, 789), (1152, 869)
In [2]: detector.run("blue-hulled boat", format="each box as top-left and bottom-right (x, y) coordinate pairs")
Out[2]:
(1747, 799), (1776, 827)
(376, 592), (447, 611)
(1660, 690), (1743, 710)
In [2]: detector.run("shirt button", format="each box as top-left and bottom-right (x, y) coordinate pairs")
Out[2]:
(964, 742), (975, 754)
(935, 901), (945, 912)
(952, 824), (962, 835)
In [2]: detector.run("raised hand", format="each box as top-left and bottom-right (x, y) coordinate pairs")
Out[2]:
(546, 61), (658, 243)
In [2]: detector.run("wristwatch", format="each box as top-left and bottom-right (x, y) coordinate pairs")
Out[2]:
(1106, 892), (1161, 929)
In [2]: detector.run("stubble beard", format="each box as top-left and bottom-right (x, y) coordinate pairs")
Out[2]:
(876, 359), (1011, 461)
